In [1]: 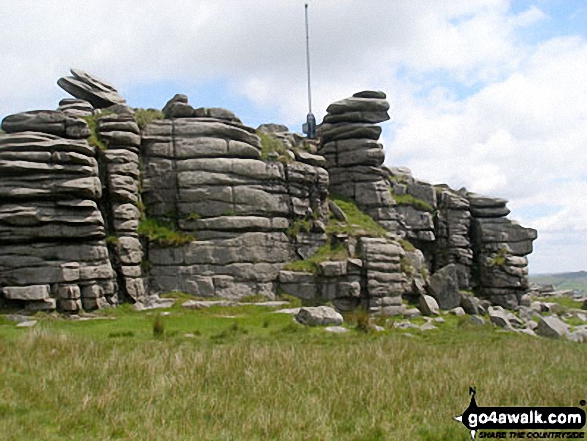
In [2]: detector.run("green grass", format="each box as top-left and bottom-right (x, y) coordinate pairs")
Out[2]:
(287, 218), (313, 238)
(399, 239), (416, 252)
(534, 295), (584, 310)
(138, 218), (195, 247)
(391, 192), (434, 212)
(134, 108), (165, 129)
(0, 305), (585, 440)
(327, 195), (387, 237)
(488, 247), (509, 268)
(282, 241), (348, 274)
(257, 130), (292, 163)
(82, 111), (113, 151)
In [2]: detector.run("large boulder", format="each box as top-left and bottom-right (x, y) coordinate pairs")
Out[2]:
(427, 264), (460, 310)
(419, 294), (439, 316)
(296, 306), (344, 326)
(536, 316), (569, 339)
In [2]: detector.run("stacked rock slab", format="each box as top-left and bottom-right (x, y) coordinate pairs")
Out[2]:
(142, 97), (328, 299)
(433, 186), (473, 289)
(468, 193), (537, 308)
(57, 69), (126, 109)
(318, 91), (399, 231)
(96, 108), (146, 303)
(0, 113), (117, 311)
(278, 258), (363, 312)
(357, 237), (408, 315)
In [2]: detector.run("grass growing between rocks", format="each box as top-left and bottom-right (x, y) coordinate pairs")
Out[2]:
(134, 108), (165, 129)
(534, 295), (585, 311)
(391, 192), (434, 212)
(138, 217), (195, 247)
(0, 304), (585, 441)
(327, 195), (387, 237)
(282, 241), (349, 274)
(257, 130), (292, 163)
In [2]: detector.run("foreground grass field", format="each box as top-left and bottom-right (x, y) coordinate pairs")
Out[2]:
(0, 303), (585, 440)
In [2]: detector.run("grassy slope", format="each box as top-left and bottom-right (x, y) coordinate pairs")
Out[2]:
(0, 305), (586, 441)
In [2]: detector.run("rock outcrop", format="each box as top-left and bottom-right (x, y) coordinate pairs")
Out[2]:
(0, 71), (540, 317)
(318, 91), (399, 231)
(0, 128), (117, 311)
(468, 193), (537, 308)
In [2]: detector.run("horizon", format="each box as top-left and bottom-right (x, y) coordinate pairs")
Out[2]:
(1, 0), (586, 274)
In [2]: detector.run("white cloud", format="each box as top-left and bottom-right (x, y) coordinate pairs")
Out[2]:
(0, 0), (585, 273)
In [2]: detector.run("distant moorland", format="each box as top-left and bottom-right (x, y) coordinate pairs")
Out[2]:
(530, 271), (587, 295)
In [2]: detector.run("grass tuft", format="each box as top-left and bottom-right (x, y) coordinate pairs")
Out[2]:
(152, 313), (165, 338)
(257, 131), (292, 163)
(327, 195), (387, 237)
(391, 192), (434, 212)
(282, 240), (348, 274)
(138, 217), (195, 247)
(135, 108), (165, 129)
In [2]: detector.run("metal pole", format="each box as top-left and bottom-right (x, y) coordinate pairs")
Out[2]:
(305, 3), (312, 114)
(302, 3), (316, 139)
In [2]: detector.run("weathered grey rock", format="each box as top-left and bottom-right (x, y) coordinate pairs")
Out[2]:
(58, 69), (126, 109)
(322, 111), (391, 125)
(449, 307), (466, 316)
(182, 300), (232, 309)
(296, 306), (344, 326)
(470, 315), (485, 326)
(257, 123), (289, 133)
(2, 110), (90, 139)
(273, 307), (302, 315)
(519, 293), (532, 307)
(318, 261), (347, 277)
(518, 328), (537, 337)
(404, 308), (421, 318)
(353, 90), (386, 99)
(460, 293), (479, 315)
(26, 298), (57, 311)
(419, 294), (439, 315)
(16, 320), (38, 328)
(326, 96), (390, 115)
(488, 306), (513, 329)
(567, 328), (587, 343)
(427, 264), (460, 310)
(394, 320), (419, 330)
(317, 123), (382, 143)
(58, 98), (93, 117)
(420, 322), (437, 331)
(325, 326), (349, 334)
(194, 107), (241, 124)
(295, 151), (326, 167)
(536, 316), (569, 339)
(3, 285), (50, 300)
(162, 94), (194, 118)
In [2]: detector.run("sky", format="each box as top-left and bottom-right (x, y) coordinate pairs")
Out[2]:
(1, 0), (586, 274)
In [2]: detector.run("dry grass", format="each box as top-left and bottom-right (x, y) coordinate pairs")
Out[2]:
(0, 308), (585, 440)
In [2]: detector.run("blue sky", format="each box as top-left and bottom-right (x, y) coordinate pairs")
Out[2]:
(1, 0), (586, 274)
